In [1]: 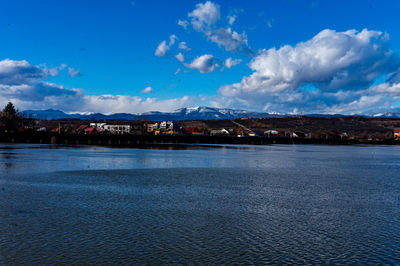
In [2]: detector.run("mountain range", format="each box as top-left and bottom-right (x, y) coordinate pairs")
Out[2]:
(20, 106), (400, 121)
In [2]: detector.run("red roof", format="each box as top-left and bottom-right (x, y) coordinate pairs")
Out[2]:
(84, 127), (97, 134)
(183, 127), (198, 134)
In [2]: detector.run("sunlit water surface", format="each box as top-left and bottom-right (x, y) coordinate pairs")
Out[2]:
(0, 143), (400, 264)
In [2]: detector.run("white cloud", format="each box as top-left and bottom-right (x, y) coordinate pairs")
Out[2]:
(169, 34), (178, 46)
(140, 86), (153, 93)
(154, 40), (169, 57)
(178, 19), (189, 29)
(368, 82), (400, 96)
(215, 29), (400, 114)
(175, 53), (185, 63)
(0, 59), (80, 102)
(81, 95), (194, 114)
(68, 67), (80, 78)
(188, 1), (220, 31)
(206, 27), (249, 52)
(184, 54), (219, 73)
(227, 15), (236, 26)
(224, 57), (242, 69)
(0, 59), (195, 114)
(174, 68), (181, 75)
(0, 59), (46, 85)
(178, 41), (191, 51)
(44, 67), (60, 77)
(186, 1), (250, 53)
(155, 35), (178, 57)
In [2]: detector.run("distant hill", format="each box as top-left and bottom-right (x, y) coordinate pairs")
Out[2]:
(20, 106), (400, 121)
(21, 106), (283, 121)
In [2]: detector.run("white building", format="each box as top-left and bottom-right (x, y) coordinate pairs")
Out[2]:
(90, 123), (131, 134)
(90, 123), (106, 129)
(155, 121), (173, 130)
(103, 125), (131, 134)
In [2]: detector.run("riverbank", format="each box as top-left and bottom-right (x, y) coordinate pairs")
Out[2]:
(0, 132), (397, 147)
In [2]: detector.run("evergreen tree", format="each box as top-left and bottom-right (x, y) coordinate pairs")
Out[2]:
(1, 102), (19, 133)
(2, 102), (17, 116)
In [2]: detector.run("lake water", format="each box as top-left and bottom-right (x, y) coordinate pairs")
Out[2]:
(0, 143), (400, 264)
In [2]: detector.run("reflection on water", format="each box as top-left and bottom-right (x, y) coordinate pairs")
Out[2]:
(0, 143), (400, 264)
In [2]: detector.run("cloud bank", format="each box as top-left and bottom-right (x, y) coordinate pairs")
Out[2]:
(0, 59), (194, 114)
(214, 29), (400, 114)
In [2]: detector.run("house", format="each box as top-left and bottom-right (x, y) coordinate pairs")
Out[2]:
(151, 121), (175, 135)
(293, 131), (308, 138)
(146, 123), (156, 133)
(74, 124), (88, 134)
(182, 126), (203, 135)
(394, 128), (400, 140)
(235, 130), (245, 137)
(103, 125), (131, 135)
(247, 131), (256, 137)
(90, 123), (106, 128)
(264, 130), (279, 136)
(210, 128), (230, 136)
(158, 121), (173, 130)
(36, 127), (47, 132)
(84, 127), (97, 134)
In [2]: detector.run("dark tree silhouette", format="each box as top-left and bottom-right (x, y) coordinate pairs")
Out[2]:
(1, 102), (19, 133)
(2, 102), (17, 116)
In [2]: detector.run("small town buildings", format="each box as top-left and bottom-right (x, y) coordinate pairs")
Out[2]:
(89, 123), (131, 134)
(151, 121), (175, 135)
(74, 124), (88, 134)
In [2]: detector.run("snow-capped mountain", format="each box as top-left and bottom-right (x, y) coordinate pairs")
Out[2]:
(374, 111), (400, 118)
(22, 106), (397, 121)
(21, 106), (282, 121)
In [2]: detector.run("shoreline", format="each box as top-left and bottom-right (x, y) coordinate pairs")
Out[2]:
(0, 132), (397, 147)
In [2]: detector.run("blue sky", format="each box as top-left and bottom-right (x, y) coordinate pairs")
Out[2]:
(1, 0), (400, 114)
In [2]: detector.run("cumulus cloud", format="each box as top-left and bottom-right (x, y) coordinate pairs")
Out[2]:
(178, 41), (191, 51)
(0, 59), (80, 103)
(224, 57), (242, 69)
(184, 54), (219, 73)
(154, 40), (169, 57)
(206, 27), (249, 52)
(140, 86), (153, 93)
(215, 29), (400, 114)
(81, 95), (194, 114)
(155, 35), (179, 57)
(188, 1), (220, 31)
(175, 53), (185, 63)
(186, 1), (250, 53)
(0, 59), (195, 114)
